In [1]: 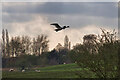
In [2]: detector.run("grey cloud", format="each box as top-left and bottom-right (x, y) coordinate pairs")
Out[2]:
(2, 2), (118, 30)
(3, 2), (118, 18)
(2, 13), (117, 30)
(2, 13), (35, 23)
(46, 14), (118, 29)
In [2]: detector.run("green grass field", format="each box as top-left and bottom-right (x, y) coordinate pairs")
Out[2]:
(2, 63), (96, 78)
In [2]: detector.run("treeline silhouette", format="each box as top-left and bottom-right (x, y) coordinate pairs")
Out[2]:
(2, 29), (71, 68)
(1, 28), (120, 78)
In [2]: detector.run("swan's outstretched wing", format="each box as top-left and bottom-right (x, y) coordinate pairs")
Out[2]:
(50, 23), (62, 29)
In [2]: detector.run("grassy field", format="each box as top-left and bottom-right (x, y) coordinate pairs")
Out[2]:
(2, 63), (96, 78)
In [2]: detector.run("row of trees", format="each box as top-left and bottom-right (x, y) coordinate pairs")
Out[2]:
(2, 29), (49, 57)
(1, 29), (71, 58)
(2, 29), (71, 68)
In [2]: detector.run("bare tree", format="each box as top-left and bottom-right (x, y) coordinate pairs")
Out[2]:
(10, 36), (22, 57)
(98, 28), (117, 44)
(2, 29), (5, 57)
(21, 36), (31, 55)
(6, 29), (10, 57)
(36, 35), (49, 56)
(32, 38), (37, 55)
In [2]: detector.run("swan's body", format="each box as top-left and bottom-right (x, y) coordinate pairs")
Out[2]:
(50, 23), (69, 32)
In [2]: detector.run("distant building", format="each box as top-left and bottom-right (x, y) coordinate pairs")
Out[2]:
(54, 35), (71, 52)
(64, 35), (71, 50)
(55, 43), (64, 52)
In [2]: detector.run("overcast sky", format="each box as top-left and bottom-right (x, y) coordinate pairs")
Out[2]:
(1, 0), (119, 2)
(2, 2), (118, 50)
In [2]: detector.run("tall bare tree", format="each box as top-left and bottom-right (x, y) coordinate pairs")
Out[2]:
(6, 29), (10, 57)
(10, 37), (14, 57)
(2, 29), (5, 57)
